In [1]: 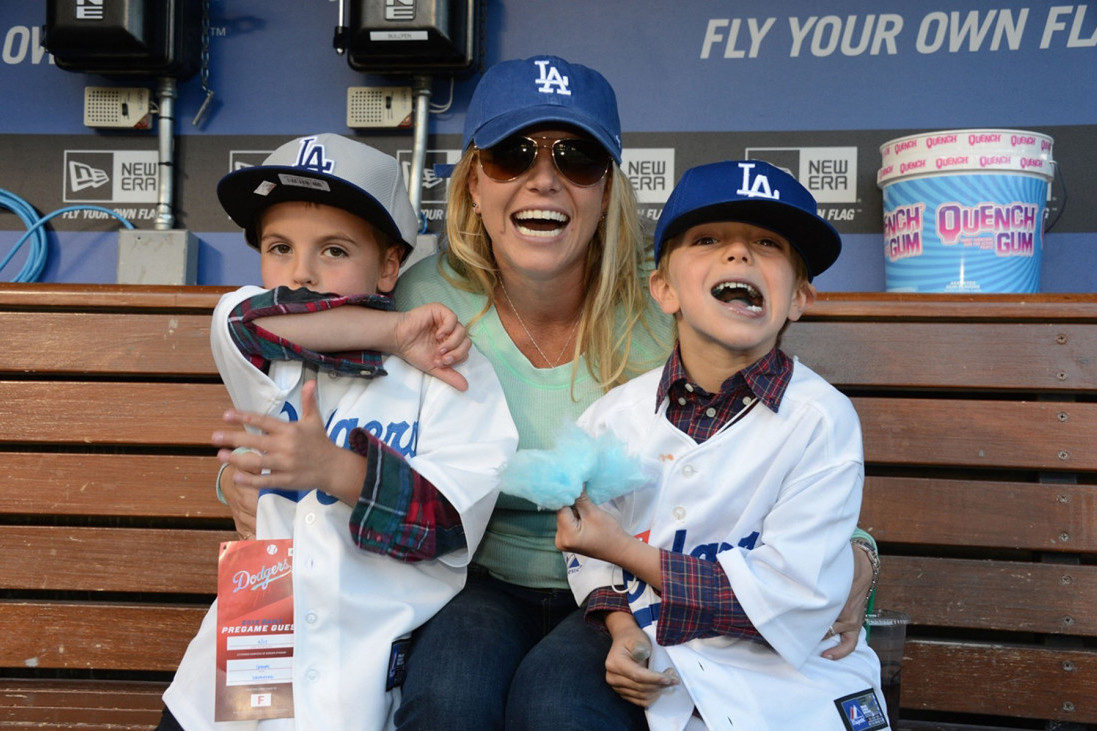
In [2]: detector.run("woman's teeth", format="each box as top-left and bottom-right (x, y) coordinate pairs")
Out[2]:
(513, 210), (568, 237)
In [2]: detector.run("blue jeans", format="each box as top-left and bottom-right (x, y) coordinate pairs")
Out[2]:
(394, 569), (646, 731)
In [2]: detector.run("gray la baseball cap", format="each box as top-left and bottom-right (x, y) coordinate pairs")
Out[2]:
(217, 134), (418, 259)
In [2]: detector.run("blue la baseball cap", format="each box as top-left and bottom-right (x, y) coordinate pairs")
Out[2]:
(653, 160), (841, 280)
(462, 55), (622, 163)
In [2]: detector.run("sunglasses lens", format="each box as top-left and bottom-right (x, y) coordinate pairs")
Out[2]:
(479, 138), (537, 181)
(479, 136), (611, 186)
(553, 139), (611, 186)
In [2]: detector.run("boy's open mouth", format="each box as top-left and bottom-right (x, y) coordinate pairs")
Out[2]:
(712, 281), (764, 312)
(512, 209), (569, 237)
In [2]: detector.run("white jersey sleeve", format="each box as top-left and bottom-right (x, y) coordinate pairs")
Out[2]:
(210, 285), (304, 418)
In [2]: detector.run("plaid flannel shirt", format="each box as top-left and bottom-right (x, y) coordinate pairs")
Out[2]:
(229, 286), (464, 561)
(585, 346), (792, 645)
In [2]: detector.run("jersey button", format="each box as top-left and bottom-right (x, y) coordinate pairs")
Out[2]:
(304, 512), (317, 525)
(681, 464), (696, 477)
(673, 506), (686, 521)
(306, 669), (319, 681)
(305, 612), (318, 624)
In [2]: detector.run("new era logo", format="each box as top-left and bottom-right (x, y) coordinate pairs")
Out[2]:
(68, 160), (109, 192)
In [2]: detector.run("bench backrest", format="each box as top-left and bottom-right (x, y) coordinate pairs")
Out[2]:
(0, 284), (233, 685)
(2, 285), (1094, 729)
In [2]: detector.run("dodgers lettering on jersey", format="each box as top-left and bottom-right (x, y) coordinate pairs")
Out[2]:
(625, 527), (760, 629)
(277, 400), (418, 457)
(274, 400), (419, 506)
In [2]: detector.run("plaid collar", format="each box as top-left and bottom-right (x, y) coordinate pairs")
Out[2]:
(656, 343), (793, 414)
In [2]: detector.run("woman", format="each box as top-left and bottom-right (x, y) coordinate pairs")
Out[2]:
(391, 55), (669, 731)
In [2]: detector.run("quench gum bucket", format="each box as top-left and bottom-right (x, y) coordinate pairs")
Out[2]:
(877, 129), (1055, 293)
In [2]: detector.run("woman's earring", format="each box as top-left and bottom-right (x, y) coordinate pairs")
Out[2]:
(472, 201), (481, 215)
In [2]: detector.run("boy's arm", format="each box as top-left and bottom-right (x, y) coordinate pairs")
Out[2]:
(229, 286), (471, 390)
(214, 380), (466, 561)
(345, 427), (466, 560)
(557, 494), (763, 648)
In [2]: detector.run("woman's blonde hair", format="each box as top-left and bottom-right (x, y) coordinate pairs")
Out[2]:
(439, 149), (660, 393)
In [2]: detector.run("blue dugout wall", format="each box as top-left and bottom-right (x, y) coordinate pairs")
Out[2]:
(1, 0), (1095, 291)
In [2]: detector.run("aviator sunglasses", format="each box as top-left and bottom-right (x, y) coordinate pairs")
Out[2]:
(477, 135), (612, 187)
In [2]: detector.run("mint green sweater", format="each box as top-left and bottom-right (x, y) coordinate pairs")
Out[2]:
(395, 254), (672, 589)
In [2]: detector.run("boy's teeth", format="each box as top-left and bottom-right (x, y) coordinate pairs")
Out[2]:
(712, 282), (763, 311)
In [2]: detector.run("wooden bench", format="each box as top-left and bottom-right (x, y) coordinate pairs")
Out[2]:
(2, 284), (1095, 730)
(784, 293), (1097, 731)
(0, 283), (234, 730)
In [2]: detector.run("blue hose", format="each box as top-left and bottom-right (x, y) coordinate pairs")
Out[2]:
(0, 188), (135, 282)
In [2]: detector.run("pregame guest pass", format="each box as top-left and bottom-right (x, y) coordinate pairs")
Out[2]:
(215, 539), (295, 721)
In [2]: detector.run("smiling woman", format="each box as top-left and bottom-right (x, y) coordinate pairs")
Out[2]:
(392, 55), (670, 731)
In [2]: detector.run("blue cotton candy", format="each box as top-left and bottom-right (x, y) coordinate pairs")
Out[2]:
(586, 432), (654, 505)
(498, 422), (653, 510)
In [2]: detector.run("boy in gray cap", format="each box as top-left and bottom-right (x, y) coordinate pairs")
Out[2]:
(160, 134), (518, 731)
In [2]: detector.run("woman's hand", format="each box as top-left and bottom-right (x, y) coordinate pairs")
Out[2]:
(217, 461), (259, 539)
(822, 541), (876, 660)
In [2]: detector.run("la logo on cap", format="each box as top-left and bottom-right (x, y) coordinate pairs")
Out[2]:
(533, 59), (571, 96)
(736, 162), (781, 200)
(295, 136), (335, 174)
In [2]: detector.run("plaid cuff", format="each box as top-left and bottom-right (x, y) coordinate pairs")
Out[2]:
(583, 586), (632, 633)
(657, 550), (763, 646)
(347, 428), (464, 562)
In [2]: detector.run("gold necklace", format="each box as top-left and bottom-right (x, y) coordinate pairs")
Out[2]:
(500, 281), (580, 368)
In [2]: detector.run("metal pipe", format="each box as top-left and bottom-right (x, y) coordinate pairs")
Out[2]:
(155, 76), (176, 230)
(408, 74), (432, 222)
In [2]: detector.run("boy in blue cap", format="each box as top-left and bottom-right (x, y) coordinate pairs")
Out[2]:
(556, 160), (889, 730)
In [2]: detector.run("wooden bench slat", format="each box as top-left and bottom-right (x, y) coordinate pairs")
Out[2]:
(0, 452), (230, 518)
(0, 282), (226, 311)
(0, 526), (230, 593)
(1, 312), (217, 376)
(785, 321), (1097, 391)
(904, 640), (1097, 723)
(807, 292), (1097, 320)
(0, 679), (166, 729)
(0, 602), (207, 671)
(0, 381), (231, 446)
(878, 556), (1097, 636)
(854, 397), (1097, 471)
(861, 476), (1097, 552)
